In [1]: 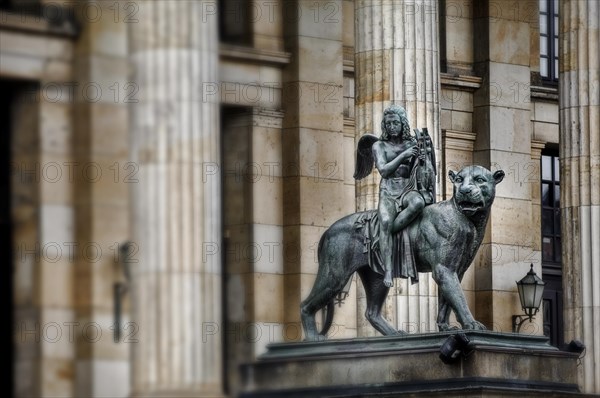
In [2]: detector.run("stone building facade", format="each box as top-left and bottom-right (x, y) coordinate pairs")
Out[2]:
(2, 0), (597, 396)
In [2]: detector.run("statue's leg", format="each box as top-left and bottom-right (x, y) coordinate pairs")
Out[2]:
(300, 286), (338, 341)
(437, 268), (469, 330)
(380, 233), (394, 288)
(378, 196), (395, 288)
(431, 263), (486, 330)
(301, 246), (351, 341)
(437, 293), (454, 331)
(358, 266), (405, 335)
(392, 192), (425, 233)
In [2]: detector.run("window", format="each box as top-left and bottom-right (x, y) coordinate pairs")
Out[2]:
(539, 0), (559, 82)
(0, 0), (40, 12)
(541, 153), (561, 269)
(0, 0), (11, 10)
(219, 0), (252, 46)
(541, 151), (563, 347)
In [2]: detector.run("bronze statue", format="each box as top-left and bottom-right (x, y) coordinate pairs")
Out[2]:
(300, 106), (504, 341)
(355, 105), (436, 287)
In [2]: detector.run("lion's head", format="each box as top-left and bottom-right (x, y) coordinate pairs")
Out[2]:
(448, 166), (505, 215)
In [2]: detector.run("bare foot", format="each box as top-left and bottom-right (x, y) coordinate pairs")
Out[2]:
(384, 272), (394, 287)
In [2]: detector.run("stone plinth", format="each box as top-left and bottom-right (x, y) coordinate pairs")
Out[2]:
(241, 331), (583, 397)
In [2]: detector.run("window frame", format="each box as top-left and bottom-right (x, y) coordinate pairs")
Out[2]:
(540, 152), (561, 273)
(540, 150), (563, 347)
(539, 0), (559, 83)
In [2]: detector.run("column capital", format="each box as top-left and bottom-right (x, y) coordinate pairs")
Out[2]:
(442, 129), (477, 152)
(530, 140), (546, 160)
(131, 389), (225, 398)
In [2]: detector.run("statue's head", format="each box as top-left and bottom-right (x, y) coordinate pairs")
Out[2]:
(381, 105), (411, 141)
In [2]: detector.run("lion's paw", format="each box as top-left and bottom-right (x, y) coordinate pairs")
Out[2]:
(314, 333), (329, 341)
(438, 323), (460, 332)
(463, 320), (487, 330)
(304, 333), (328, 342)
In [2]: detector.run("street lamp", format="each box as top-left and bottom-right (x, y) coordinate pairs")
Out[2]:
(512, 264), (546, 332)
(113, 241), (133, 342)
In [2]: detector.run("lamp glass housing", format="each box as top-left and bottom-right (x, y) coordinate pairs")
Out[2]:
(516, 264), (546, 319)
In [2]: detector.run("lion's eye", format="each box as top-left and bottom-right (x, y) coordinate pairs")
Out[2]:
(475, 177), (485, 183)
(455, 177), (463, 183)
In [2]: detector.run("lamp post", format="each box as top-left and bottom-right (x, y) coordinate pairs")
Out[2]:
(335, 276), (354, 306)
(319, 276), (354, 332)
(512, 264), (546, 333)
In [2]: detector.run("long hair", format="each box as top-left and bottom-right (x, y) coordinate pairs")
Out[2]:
(380, 105), (411, 141)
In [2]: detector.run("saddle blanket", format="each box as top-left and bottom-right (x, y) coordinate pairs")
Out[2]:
(353, 210), (419, 284)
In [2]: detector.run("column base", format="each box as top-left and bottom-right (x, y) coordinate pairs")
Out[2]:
(130, 388), (224, 398)
(241, 331), (585, 397)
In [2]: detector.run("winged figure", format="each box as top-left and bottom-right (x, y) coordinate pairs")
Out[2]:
(353, 105), (436, 287)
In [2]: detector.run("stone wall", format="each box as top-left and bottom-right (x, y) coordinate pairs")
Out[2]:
(71, 2), (130, 396)
(2, 0), (597, 396)
(2, 2), (131, 396)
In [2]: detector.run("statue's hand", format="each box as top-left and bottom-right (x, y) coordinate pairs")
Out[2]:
(399, 147), (419, 163)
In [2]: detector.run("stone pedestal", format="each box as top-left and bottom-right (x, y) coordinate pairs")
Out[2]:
(241, 331), (582, 397)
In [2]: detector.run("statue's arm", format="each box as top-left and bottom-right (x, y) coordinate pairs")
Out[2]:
(373, 141), (416, 178)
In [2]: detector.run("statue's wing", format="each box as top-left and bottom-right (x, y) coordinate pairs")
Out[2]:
(353, 133), (379, 180)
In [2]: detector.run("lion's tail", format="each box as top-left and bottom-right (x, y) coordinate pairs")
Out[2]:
(319, 299), (335, 336)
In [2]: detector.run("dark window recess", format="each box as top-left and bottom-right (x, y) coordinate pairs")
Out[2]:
(542, 277), (563, 347)
(539, 0), (559, 82)
(0, 0), (41, 13)
(438, 0), (447, 73)
(219, 0), (252, 46)
(541, 151), (563, 348)
(541, 153), (561, 269)
(1, 79), (16, 398)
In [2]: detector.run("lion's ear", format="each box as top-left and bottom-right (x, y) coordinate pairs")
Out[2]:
(448, 170), (457, 182)
(493, 170), (505, 184)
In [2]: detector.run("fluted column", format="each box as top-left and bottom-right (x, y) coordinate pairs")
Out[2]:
(281, 0), (347, 340)
(560, 0), (600, 393)
(354, 0), (441, 335)
(129, 1), (222, 396)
